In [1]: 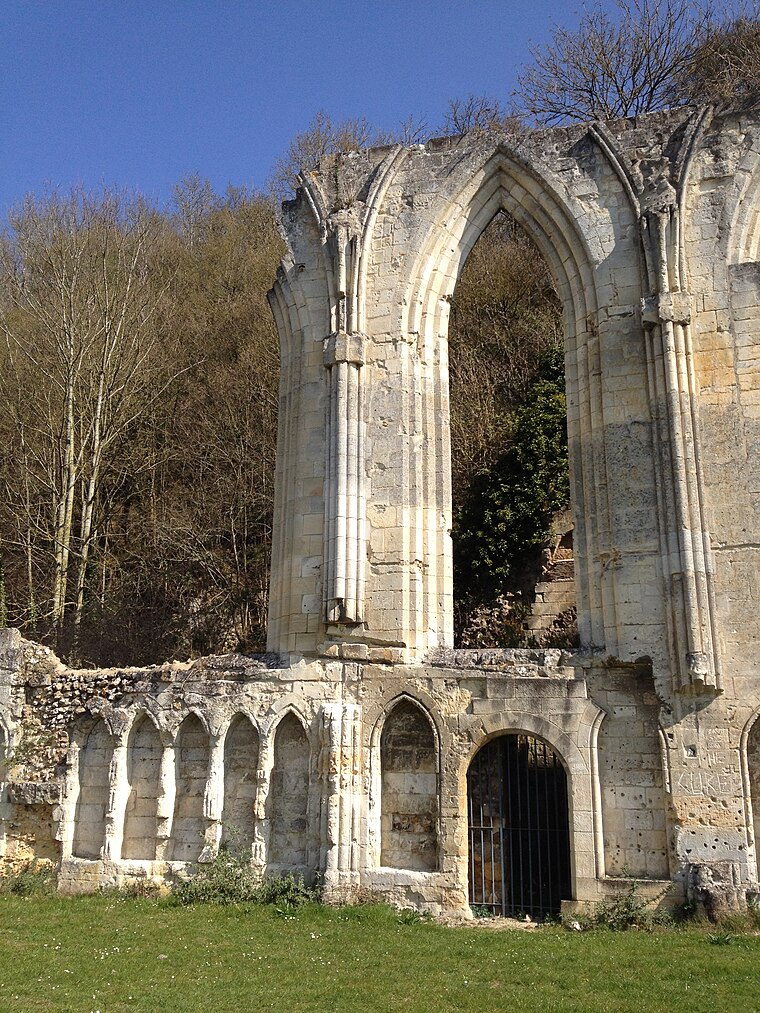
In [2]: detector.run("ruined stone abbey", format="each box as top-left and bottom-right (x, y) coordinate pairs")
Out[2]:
(2, 102), (760, 916)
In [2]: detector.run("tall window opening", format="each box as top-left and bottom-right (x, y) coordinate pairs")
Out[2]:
(448, 212), (573, 648)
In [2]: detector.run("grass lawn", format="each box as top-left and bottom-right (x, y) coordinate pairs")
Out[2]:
(0, 895), (758, 1012)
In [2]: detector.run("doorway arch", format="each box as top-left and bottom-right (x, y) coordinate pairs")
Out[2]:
(467, 732), (571, 917)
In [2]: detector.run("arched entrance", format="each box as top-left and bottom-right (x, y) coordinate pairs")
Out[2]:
(467, 733), (571, 917)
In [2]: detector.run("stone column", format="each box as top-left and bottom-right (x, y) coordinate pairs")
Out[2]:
(322, 209), (367, 630)
(201, 732), (225, 859)
(641, 200), (720, 694)
(323, 333), (366, 626)
(0, 728), (8, 860)
(254, 734), (273, 872)
(58, 739), (80, 860)
(319, 701), (362, 899)
(154, 742), (175, 862)
(103, 738), (128, 861)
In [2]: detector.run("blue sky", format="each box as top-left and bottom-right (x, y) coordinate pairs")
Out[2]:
(0, 1), (619, 214)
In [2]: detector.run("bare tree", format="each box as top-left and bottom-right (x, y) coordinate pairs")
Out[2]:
(391, 114), (431, 146)
(443, 94), (521, 135)
(268, 111), (379, 201)
(0, 189), (171, 650)
(515, 0), (713, 124)
(268, 111), (434, 201)
(682, 10), (760, 103)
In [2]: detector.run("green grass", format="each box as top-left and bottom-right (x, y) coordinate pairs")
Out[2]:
(0, 896), (759, 1012)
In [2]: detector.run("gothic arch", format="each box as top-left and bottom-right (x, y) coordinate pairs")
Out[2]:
(376, 696), (439, 872)
(265, 701), (311, 742)
(398, 146), (606, 652)
(369, 691), (442, 755)
(122, 712), (162, 861)
(122, 700), (171, 747)
(719, 132), (760, 266)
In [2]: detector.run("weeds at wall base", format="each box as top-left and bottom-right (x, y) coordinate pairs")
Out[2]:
(169, 843), (322, 908)
(562, 879), (674, 932)
(0, 857), (56, 897)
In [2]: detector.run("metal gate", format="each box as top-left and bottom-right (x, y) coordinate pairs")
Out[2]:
(467, 734), (571, 917)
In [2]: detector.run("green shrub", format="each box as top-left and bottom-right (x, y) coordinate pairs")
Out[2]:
(396, 906), (432, 925)
(707, 930), (734, 945)
(171, 840), (320, 908)
(256, 872), (321, 908)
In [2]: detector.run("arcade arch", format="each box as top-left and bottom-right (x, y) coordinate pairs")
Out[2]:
(221, 714), (259, 853)
(72, 719), (114, 860)
(269, 712), (310, 870)
(169, 714), (209, 862)
(122, 714), (162, 861)
(379, 698), (438, 871)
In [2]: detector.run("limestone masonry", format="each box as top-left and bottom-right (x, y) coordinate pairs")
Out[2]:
(2, 104), (760, 916)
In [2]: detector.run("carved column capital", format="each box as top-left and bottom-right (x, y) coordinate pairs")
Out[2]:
(641, 291), (692, 328)
(323, 331), (367, 367)
(326, 207), (362, 243)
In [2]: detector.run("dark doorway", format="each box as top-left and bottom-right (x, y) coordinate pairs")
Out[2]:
(467, 733), (571, 917)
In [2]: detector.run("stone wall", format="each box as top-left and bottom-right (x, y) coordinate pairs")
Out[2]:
(0, 628), (705, 914)
(1, 628), (758, 914)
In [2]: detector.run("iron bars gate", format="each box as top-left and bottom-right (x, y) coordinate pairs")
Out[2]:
(467, 733), (571, 917)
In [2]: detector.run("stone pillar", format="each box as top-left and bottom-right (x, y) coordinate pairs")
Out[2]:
(323, 333), (366, 626)
(319, 702), (362, 899)
(254, 734), (274, 872)
(0, 728), (8, 860)
(59, 739), (80, 860)
(103, 738), (128, 861)
(201, 732), (225, 859)
(154, 742), (175, 862)
(641, 199), (720, 695)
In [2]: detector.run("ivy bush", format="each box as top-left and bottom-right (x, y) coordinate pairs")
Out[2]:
(454, 345), (569, 641)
